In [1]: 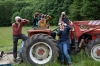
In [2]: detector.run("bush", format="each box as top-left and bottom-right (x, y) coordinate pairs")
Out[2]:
(0, 1), (14, 26)
(20, 6), (33, 26)
(11, 12), (20, 23)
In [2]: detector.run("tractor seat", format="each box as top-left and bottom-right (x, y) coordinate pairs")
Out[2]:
(34, 27), (47, 30)
(35, 24), (50, 30)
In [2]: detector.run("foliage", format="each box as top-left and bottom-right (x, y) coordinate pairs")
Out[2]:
(0, 0), (73, 26)
(11, 11), (20, 23)
(0, 1), (14, 26)
(68, 0), (83, 21)
(20, 6), (33, 25)
(0, 0), (100, 26)
(80, 0), (100, 20)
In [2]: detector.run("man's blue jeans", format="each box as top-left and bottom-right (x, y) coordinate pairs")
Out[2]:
(19, 41), (24, 59)
(58, 39), (71, 63)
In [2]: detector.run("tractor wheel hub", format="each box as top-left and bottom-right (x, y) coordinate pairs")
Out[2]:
(38, 49), (45, 55)
(96, 49), (100, 56)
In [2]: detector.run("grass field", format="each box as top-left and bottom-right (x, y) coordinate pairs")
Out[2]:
(0, 26), (100, 66)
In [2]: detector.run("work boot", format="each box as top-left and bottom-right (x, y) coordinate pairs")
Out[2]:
(13, 58), (17, 61)
(17, 58), (23, 64)
(13, 58), (19, 63)
(61, 61), (64, 66)
(68, 62), (72, 66)
(13, 58), (18, 63)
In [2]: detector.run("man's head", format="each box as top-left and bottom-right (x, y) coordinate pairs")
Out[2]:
(34, 12), (39, 18)
(41, 14), (45, 21)
(15, 16), (21, 22)
(61, 12), (66, 18)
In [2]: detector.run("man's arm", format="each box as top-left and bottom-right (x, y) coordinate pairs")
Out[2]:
(67, 25), (72, 30)
(46, 16), (52, 22)
(57, 28), (63, 36)
(21, 19), (29, 26)
(68, 19), (73, 26)
(33, 18), (36, 24)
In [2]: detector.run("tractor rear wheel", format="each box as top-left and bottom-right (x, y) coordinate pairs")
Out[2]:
(22, 33), (59, 65)
(86, 38), (100, 62)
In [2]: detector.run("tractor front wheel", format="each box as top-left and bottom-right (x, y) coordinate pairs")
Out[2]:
(86, 38), (100, 62)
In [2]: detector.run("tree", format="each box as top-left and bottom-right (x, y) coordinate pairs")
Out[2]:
(80, 0), (100, 20)
(68, 0), (83, 21)
(0, 0), (74, 26)
(0, 1), (14, 26)
(11, 12), (20, 23)
(20, 6), (33, 25)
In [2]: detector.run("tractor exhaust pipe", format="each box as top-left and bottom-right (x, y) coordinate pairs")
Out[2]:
(79, 39), (84, 49)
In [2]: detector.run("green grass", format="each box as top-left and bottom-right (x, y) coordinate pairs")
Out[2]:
(0, 26), (100, 66)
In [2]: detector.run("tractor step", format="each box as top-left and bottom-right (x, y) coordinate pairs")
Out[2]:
(0, 53), (20, 66)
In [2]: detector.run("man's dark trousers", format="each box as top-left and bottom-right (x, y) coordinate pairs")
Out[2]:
(13, 34), (28, 59)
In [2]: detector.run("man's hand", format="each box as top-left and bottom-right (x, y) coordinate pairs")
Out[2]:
(70, 21), (73, 26)
(59, 24), (65, 31)
(69, 20), (73, 26)
(21, 19), (26, 21)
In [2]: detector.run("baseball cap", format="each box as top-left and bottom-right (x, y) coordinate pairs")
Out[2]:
(61, 12), (65, 15)
(15, 16), (21, 20)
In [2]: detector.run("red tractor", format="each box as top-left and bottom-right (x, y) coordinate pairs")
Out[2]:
(22, 20), (100, 65)
(70, 20), (100, 62)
